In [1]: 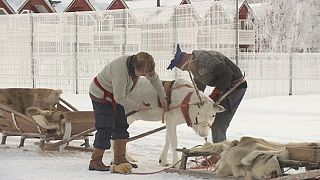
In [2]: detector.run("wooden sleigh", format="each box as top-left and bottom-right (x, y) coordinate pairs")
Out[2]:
(0, 88), (166, 152)
(165, 145), (320, 180)
(0, 88), (95, 151)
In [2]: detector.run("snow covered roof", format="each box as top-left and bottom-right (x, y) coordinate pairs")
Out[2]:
(6, 0), (25, 11)
(189, 0), (213, 19)
(249, 2), (270, 21)
(218, 0), (245, 20)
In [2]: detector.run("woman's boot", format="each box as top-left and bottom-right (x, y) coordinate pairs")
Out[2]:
(89, 148), (110, 171)
(113, 139), (138, 168)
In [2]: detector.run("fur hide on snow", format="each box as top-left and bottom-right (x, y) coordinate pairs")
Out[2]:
(0, 88), (62, 114)
(190, 136), (320, 180)
(190, 137), (288, 179)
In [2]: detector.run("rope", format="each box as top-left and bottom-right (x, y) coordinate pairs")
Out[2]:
(127, 158), (182, 175)
(187, 59), (204, 105)
(188, 70), (204, 105)
(215, 77), (246, 104)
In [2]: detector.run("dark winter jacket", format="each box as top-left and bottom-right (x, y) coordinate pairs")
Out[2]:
(191, 50), (245, 91)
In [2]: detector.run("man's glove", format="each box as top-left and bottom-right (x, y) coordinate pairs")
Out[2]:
(110, 163), (133, 174)
(209, 88), (223, 102)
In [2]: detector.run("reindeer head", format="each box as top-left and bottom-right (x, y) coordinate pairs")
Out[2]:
(189, 96), (225, 137)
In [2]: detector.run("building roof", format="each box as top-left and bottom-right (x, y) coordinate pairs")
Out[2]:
(10, 0), (56, 13)
(0, 0), (15, 14)
(54, 0), (112, 12)
(64, 0), (96, 12)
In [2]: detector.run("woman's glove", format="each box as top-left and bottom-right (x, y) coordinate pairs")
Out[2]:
(110, 163), (133, 174)
(209, 88), (223, 102)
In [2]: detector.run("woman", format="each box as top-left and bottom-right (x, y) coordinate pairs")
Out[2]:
(89, 52), (168, 173)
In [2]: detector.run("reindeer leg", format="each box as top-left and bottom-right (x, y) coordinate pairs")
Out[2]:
(167, 124), (179, 168)
(159, 129), (170, 166)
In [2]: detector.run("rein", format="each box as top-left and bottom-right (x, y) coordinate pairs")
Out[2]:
(215, 76), (246, 104)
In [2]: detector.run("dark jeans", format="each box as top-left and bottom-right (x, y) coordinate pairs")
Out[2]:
(211, 87), (246, 143)
(92, 100), (129, 150)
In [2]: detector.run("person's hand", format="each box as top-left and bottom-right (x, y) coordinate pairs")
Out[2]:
(139, 102), (151, 111)
(209, 88), (223, 102)
(110, 163), (132, 174)
(160, 97), (169, 112)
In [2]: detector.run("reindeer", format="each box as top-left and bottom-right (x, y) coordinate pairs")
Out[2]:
(125, 78), (225, 167)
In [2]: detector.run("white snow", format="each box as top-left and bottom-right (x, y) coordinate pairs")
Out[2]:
(1, 94), (320, 179)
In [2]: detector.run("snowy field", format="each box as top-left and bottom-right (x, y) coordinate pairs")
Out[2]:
(1, 94), (320, 180)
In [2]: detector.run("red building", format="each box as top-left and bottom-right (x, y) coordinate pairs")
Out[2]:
(106, 0), (128, 10)
(18, 0), (56, 14)
(0, 0), (14, 14)
(65, 0), (95, 12)
(238, 0), (255, 51)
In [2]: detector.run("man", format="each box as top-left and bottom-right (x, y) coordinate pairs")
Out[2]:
(89, 52), (168, 173)
(167, 44), (247, 165)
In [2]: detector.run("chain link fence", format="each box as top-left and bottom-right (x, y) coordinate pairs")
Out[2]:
(0, 2), (320, 98)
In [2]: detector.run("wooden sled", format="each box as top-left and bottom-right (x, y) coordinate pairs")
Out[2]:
(167, 147), (320, 180)
(0, 88), (95, 151)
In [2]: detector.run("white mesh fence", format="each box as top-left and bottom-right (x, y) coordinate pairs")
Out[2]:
(0, 2), (320, 98)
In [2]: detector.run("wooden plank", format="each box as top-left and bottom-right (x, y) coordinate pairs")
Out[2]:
(59, 98), (79, 111)
(287, 146), (320, 163)
(57, 103), (71, 112)
(40, 127), (96, 151)
(279, 159), (320, 170)
(272, 169), (320, 180)
(64, 111), (95, 123)
(164, 168), (239, 179)
(34, 142), (93, 152)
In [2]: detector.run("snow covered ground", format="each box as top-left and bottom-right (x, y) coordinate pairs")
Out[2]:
(1, 94), (320, 180)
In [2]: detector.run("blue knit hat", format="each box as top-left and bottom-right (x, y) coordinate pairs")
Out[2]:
(167, 44), (186, 70)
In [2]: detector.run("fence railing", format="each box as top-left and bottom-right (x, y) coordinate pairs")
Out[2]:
(0, 3), (320, 98)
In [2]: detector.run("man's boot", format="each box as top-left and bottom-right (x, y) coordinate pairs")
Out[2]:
(89, 148), (110, 171)
(113, 139), (138, 168)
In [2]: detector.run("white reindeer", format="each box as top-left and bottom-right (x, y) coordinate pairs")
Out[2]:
(125, 78), (225, 167)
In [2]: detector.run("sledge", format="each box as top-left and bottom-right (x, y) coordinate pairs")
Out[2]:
(0, 88), (95, 151)
(165, 145), (320, 179)
(0, 88), (166, 151)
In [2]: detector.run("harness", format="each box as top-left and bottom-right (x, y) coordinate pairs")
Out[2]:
(90, 76), (117, 112)
(164, 83), (202, 127)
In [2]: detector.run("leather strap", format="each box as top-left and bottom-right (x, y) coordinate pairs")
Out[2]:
(93, 76), (117, 112)
(181, 92), (193, 127)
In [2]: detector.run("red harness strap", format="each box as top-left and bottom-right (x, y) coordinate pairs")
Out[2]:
(181, 92), (193, 127)
(94, 76), (117, 112)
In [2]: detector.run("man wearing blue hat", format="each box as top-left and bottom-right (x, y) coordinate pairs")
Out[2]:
(167, 44), (247, 165)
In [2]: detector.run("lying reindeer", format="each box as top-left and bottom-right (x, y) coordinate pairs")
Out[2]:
(125, 78), (225, 167)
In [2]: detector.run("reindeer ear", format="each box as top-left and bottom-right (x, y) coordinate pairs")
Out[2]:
(213, 103), (225, 113)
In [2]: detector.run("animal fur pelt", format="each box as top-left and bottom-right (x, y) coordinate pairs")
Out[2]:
(190, 137), (289, 180)
(0, 88), (62, 114)
(190, 137), (320, 180)
(25, 106), (65, 135)
(25, 106), (64, 123)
